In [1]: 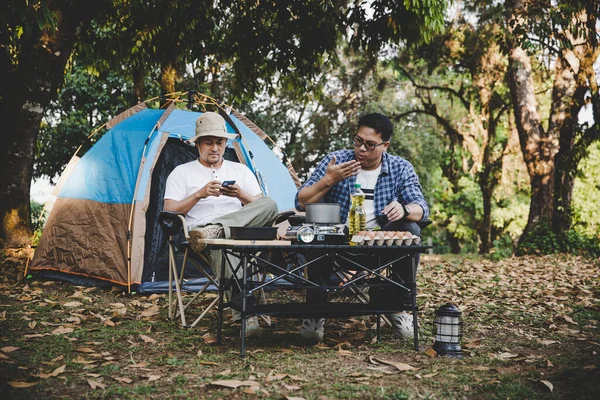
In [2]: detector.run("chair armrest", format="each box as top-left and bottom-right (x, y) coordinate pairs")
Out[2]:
(418, 218), (433, 230)
(159, 211), (189, 237)
(274, 210), (296, 225)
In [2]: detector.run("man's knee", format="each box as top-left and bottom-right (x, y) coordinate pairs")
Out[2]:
(258, 196), (279, 221)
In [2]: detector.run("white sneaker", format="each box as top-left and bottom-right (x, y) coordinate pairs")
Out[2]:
(189, 224), (224, 252)
(388, 312), (415, 340)
(300, 318), (325, 343)
(244, 316), (261, 337)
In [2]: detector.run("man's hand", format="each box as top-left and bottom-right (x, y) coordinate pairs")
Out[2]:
(200, 180), (223, 198)
(220, 182), (240, 198)
(324, 155), (361, 186)
(382, 200), (404, 222)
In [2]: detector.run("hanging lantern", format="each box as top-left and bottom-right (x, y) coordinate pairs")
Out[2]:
(432, 303), (463, 358)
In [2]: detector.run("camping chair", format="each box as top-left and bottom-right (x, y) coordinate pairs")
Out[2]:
(158, 209), (295, 328)
(159, 211), (220, 328)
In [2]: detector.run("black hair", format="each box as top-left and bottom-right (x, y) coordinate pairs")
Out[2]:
(357, 113), (393, 141)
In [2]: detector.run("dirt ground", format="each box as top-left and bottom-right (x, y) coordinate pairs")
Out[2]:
(1, 250), (598, 399)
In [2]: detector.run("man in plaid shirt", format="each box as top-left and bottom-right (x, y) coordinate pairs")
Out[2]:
(294, 113), (429, 343)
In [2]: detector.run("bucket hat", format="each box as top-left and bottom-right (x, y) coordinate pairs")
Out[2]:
(188, 112), (238, 144)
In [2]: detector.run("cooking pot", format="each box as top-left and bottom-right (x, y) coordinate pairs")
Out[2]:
(305, 203), (341, 224)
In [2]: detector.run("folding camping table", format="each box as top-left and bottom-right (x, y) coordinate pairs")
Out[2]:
(202, 240), (430, 357)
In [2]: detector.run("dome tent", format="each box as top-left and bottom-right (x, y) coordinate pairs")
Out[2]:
(30, 93), (298, 292)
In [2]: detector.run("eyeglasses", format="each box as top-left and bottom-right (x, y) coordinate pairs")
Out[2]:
(353, 136), (388, 152)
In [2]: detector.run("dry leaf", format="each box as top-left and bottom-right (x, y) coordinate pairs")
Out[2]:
(285, 396), (307, 400)
(210, 379), (260, 389)
(128, 362), (148, 368)
(76, 347), (95, 353)
(283, 383), (301, 390)
(199, 360), (219, 365)
(104, 319), (116, 327)
(338, 348), (353, 356)
(425, 348), (437, 357)
(112, 376), (133, 383)
(140, 334), (157, 344)
(540, 380), (553, 392)
(140, 306), (160, 318)
(34, 364), (66, 379)
(463, 339), (481, 348)
(28, 321), (37, 329)
(8, 381), (37, 388)
(87, 379), (107, 389)
(72, 355), (96, 365)
(371, 358), (418, 372)
(52, 326), (74, 335)
(1, 346), (19, 353)
(496, 352), (519, 359)
(63, 301), (83, 308)
(147, 374), (161, 382)
(0, 352), (11, 360)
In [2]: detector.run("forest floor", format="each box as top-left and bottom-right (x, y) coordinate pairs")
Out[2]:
(0, 250), (598, 399)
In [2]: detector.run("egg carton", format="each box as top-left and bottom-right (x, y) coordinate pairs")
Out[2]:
(350, 230), (421, 246)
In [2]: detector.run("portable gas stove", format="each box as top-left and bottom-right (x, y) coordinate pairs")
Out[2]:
(285, 223), (347, 244)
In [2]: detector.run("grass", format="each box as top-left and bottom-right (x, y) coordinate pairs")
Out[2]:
(1, 251), (598, 399)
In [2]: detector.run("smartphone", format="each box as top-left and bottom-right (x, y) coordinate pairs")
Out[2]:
(221, 180), (236, 187)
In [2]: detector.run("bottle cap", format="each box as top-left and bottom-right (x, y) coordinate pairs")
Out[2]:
(355, 184), (361, 189)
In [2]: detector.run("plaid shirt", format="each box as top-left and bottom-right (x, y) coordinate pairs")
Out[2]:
(295, 150), (429, 225)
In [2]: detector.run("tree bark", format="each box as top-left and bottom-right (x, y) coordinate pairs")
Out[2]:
(0, 1), (107, 248)
(506, 0), (558, 244)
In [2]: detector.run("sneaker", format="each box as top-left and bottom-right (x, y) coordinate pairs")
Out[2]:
(189, 224), (224, 252)
(388, 312), (415, 340)
(300, 318), (325, 343)
(244, 316), (261, 337)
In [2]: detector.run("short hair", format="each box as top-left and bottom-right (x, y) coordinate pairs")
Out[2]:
(358, 113), (393, 141)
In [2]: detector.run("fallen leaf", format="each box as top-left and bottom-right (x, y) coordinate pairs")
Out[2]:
(210, 379), (260, 389)
(28, 321), (37, 329)
(140, 306), (160, 318)
(463, 339), (481, 348)
(371, 357), (418, 372)
(112, 376), (133, 383)
(1, 346), (19, 353)
(76, 347), (95, 353)
(0, 352), (11, 360)
(87, 379), (106, 389)
(496, 352), (519, 360)
(423, 372), (439, 378)
(425, 348), (437, 357)
(539, 339), (559, 346)
(128, 362), (148, 368)
(104, 319), (116, 327)
(51, 326), (74, 335)
(140, 334), (157, 344)
(199, 360), (219, 366)
(540, 380), (553, 392)
(147, 374), (161, 382)
(8, 381), (37, 388)
(63, 301), (83, 308)
(338, 348), (353, 356)
(33, 364), (66, 379)
(283, 383), (301, 390)
(285, 396), (306, 400)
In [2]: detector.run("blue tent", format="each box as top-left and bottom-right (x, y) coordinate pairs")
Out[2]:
(30, 101), (298, 291)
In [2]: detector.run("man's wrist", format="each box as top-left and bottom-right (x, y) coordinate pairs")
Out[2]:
(401, 203), (411, 220)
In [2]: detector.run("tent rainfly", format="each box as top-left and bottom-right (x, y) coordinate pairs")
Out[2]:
(30, 94), (298, 293)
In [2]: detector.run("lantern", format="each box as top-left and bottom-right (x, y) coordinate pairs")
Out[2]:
(432, 303), (462, 358)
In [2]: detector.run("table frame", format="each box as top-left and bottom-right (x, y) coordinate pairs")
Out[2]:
(209, 242), (429, 357)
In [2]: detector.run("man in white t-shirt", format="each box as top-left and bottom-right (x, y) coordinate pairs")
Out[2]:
(164, 112), (278, 334)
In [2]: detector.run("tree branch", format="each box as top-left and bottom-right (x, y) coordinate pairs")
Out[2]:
(396, 65), (471, 111)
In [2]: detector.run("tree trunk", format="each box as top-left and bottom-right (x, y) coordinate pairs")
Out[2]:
(160, 63), (178, 107)
(0, 1), (106, 248)
(505, 1), (558, 244)
(132, 65), (146, 102)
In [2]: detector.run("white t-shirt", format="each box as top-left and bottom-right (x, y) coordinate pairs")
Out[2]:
(164, 159), (262, 228)
(356, 165), (381, 229)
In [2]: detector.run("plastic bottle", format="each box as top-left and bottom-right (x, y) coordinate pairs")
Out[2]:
(348, 183), (366, 244)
